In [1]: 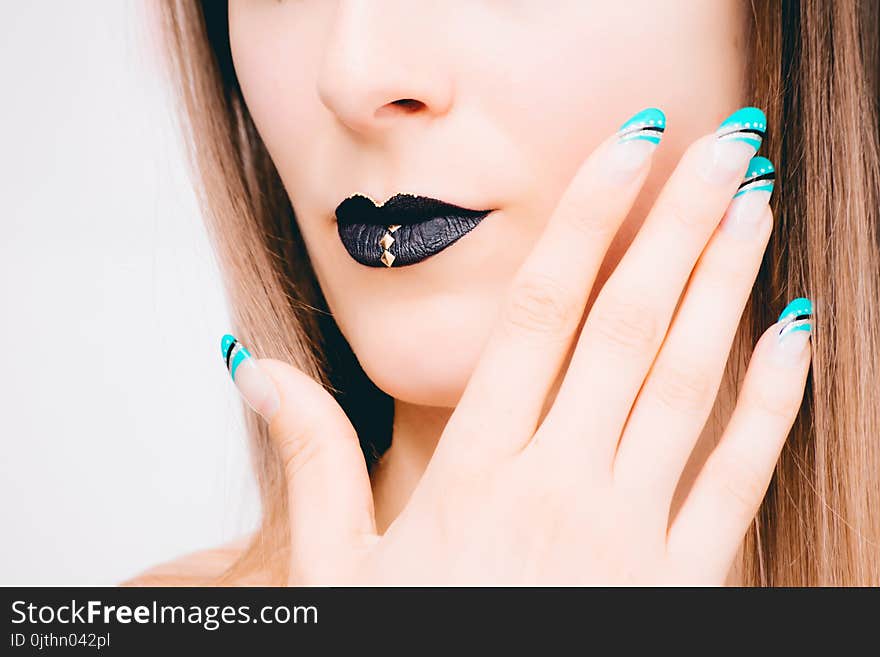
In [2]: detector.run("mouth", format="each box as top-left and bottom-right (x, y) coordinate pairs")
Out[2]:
(334, 193), (494, 267)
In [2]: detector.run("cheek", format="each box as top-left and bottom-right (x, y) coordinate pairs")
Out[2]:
(480, 1), (747, 284)
(229, 2), (327, 175)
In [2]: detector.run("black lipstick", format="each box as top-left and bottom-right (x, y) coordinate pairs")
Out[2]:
(334, 193), (494, 267)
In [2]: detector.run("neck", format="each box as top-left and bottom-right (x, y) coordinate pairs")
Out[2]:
(370, 399), (452, 534)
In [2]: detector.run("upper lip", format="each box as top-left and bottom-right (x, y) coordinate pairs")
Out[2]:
(335, 193), (493, 226)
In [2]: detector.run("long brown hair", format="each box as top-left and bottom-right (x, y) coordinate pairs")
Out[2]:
(157, 0), (880, 585)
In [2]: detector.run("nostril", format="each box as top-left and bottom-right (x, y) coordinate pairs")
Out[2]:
(392, 99), (423, 111)
(376, 99), (425, 118)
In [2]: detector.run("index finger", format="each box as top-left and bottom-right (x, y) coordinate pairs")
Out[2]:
(435, 108), (667, 468)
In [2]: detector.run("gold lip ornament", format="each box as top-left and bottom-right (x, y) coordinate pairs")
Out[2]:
(379, 224), (401, 267)
(341, 193), (410, 267)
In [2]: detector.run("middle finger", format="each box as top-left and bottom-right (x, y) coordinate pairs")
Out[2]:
(612, 156), (775, 503)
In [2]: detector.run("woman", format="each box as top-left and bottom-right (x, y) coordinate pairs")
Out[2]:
(134, 0), (879, 585)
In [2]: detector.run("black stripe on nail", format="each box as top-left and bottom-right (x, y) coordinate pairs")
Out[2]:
(738, 171), (777, 189)
(778, 313), (813, 335)
(225, 339), (238, 370)
(719, 127), (766, 138)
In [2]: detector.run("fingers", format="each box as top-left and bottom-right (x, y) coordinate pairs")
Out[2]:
(612, 157), (776, 503)
(437, 108), (667, 467)
(540, 107), (767, 468)
(220, 335), (376, 582)
(665, 300), (813, 579)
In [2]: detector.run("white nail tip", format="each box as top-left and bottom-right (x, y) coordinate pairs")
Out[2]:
(233, 358), (280, 421)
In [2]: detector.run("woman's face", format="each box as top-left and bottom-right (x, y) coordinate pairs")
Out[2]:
(229, 0), (747, 407)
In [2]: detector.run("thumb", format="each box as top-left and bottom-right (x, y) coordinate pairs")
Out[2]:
(220, 334), (376, 582)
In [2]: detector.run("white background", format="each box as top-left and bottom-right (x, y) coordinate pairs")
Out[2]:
(0, 2), (260, 584)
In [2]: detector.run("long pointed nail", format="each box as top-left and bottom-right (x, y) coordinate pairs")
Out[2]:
(734, 156), (776, 198)
(716, 107), (767, 152)
(616, 107), (667, 145)
(772, 297), (814, 366)
(608, 107), (666, 181)
(719, 156), (775, 239)
(221, 334), (280, 421)
(702, 106), (767, 184)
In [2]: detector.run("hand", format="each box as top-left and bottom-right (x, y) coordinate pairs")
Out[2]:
(223, 107), (812, 585)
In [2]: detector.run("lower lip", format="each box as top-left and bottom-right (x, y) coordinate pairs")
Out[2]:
(337, 211), (493, 267)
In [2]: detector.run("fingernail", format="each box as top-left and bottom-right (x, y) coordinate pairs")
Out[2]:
(607, 107), (666, 182)
(719, 156), (775, 239)
(772, 297), (813, 366)
(701, 106), (767, 185)
(221, 334), (280, 421)
(717, 107), (767, 152)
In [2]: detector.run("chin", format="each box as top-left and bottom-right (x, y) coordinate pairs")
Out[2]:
(345, 294), (498, 408)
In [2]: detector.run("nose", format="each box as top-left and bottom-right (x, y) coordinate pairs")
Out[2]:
(316, 1), (454, 138)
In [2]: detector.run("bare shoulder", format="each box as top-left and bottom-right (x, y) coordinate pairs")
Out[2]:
(121, 536), (270, 587)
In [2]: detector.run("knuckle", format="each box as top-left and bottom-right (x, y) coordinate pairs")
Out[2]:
(503, 274), (578, 337)
(662, 196), (705, 231)
(588, 294), (659, 354)
(701, 247), (759, 288)
(743, 382), (804, 420)
(277, 423), (321, 482)
(516, 470), (573, 523)
(426, 464), (491, 536)
(648, 360), (715, 414)
(560, 196), (613, 237)
(707, 452), (768, 517)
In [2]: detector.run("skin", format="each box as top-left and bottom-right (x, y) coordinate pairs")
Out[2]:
(228, 0), (748, 406)
(140, 0), (811, 584)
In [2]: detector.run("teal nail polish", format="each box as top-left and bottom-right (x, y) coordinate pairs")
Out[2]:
(221, 333), (251, 381)
(716, 107), (767, 153)
(616, 107), (666, 145)
(777, 297), (813, 338)
(733, 156), (775, 198)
